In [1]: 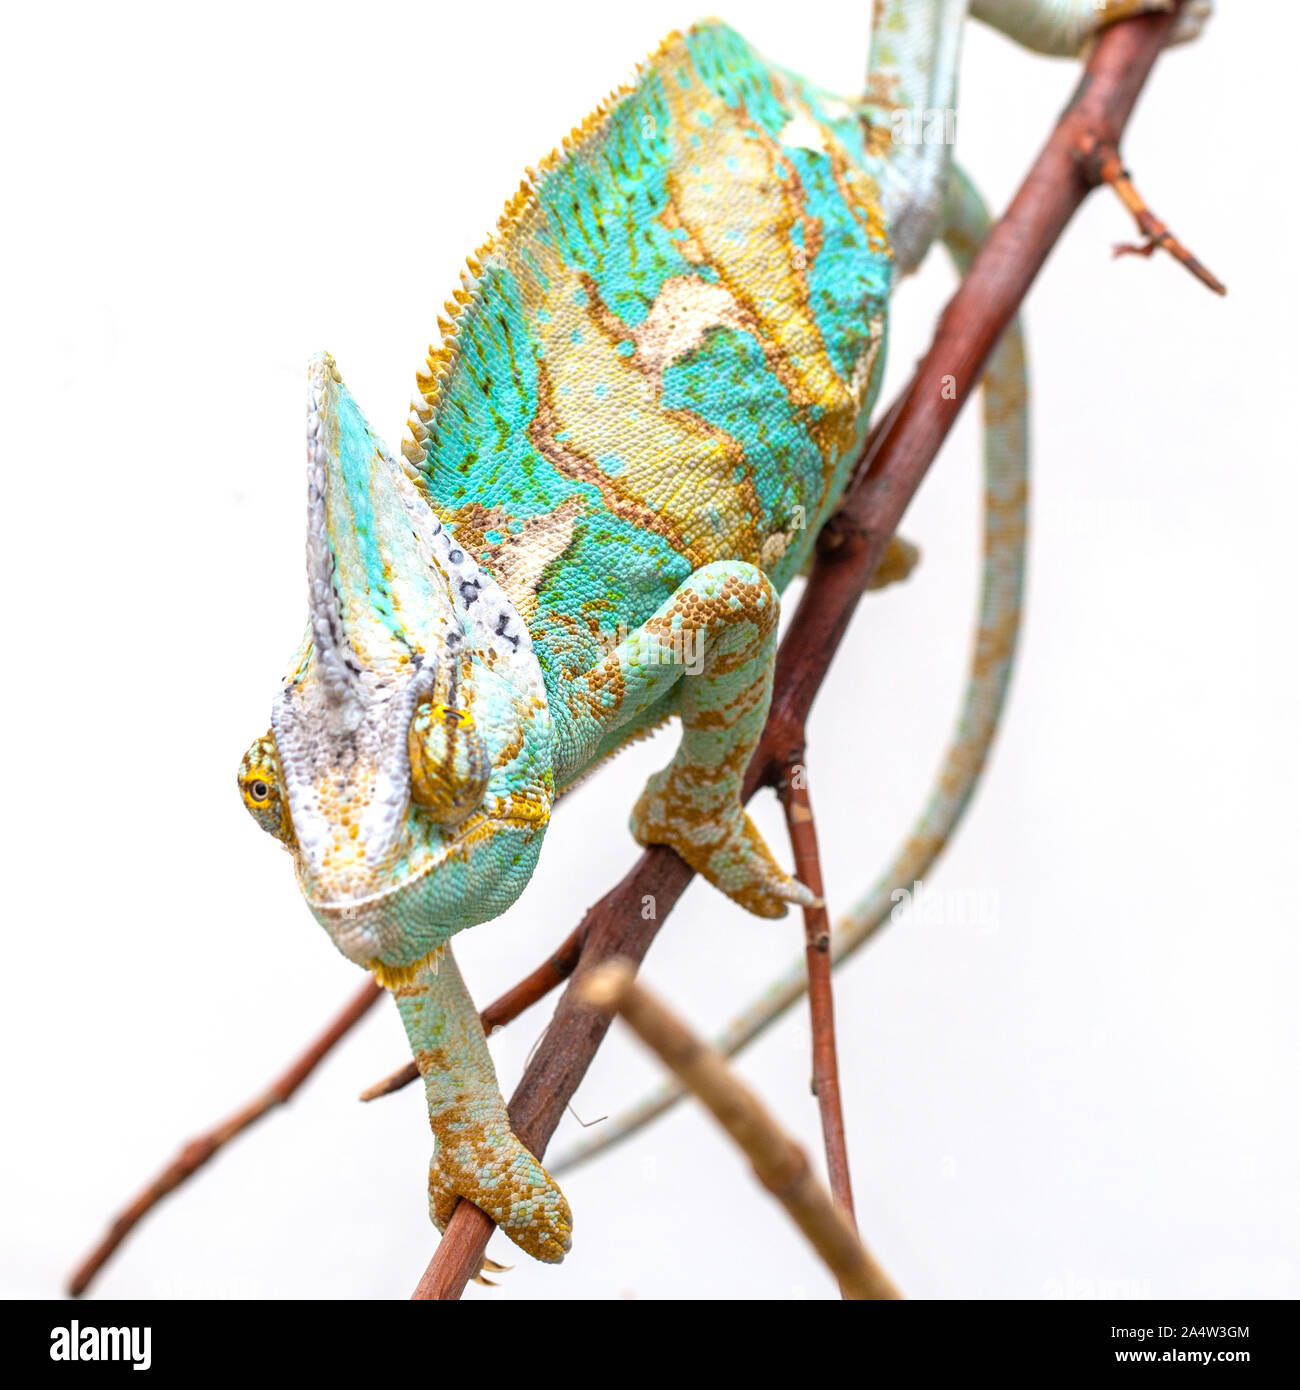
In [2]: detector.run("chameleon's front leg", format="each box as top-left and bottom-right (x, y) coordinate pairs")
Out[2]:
(392, 944), (572, 1263)
(560, 560), (818, 919)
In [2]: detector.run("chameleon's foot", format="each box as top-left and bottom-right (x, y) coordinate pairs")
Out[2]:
(428, 1123), (572, 1263)
(632, 771), (820, 919)
(471, 1256), (512, 1287)
(1164, 0), (1212, 46)
(865, 534), (921, 590)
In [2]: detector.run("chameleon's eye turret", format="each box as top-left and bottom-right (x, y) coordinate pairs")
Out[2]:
(238, 733), (295, 846)
(408, 701), (490, 825)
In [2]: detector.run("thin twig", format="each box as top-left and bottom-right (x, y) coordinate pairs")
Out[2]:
(413, 0), (1197, 1301)
(66, 977), (385, 1297)
(359, 926), (585, 1101)
(1074, 133), (1226, 295)
(581, 960), (899, 1299)
(777, 755), (854, 1223)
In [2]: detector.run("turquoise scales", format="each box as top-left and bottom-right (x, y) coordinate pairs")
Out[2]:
(238, 3), (1208, 1266)
(405, 22), (893, 752)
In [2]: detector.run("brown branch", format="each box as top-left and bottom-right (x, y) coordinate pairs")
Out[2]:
(357, 1060), (422, 1105)
(66, 977), (385, 1297)
(776, 756), (854, 1223)
(413, 1), (1199, 1300)
(580, 961), (899, 1299)
(1075, 133), (1226, 295)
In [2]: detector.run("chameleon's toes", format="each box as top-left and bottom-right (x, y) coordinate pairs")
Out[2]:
(428, 1125), (573, 1263)
(733, 853), (821, 918)
(631, 778), (820, 919)
(471, 1259), (511, 1286)
(1169, 0), (1211, 45)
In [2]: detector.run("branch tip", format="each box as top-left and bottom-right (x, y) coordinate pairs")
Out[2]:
(1076, 134), (1226, 295)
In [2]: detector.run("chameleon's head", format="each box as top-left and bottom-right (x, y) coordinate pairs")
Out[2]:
(238, 354), (553, 984)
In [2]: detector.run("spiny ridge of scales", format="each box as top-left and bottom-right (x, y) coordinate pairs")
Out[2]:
(400, 31), (683, 469)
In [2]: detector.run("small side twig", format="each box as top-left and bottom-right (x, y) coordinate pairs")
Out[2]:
(581, 960), (899, 1300)
(1075, 133), (1226, 295)
(776, 754), (854, 1223)
(67, 977), (385, 1297)
(360, 925), (585, 1101)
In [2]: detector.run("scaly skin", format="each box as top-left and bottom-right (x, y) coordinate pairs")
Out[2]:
(238, 1), (1208, 1265)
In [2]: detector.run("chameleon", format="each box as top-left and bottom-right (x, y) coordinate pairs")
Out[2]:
(237, 1), (1209, 1266)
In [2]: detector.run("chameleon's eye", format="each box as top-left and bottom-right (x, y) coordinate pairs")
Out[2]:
(409, 700), (490, 825)
(238, 733), (295, 846)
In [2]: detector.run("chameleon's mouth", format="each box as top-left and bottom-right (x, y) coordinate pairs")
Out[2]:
(303, 860), (464, 969)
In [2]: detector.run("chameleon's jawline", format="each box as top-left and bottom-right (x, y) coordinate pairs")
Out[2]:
(298, 807), (549, 967)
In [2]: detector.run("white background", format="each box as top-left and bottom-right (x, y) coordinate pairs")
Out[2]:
(3, 1), (1296, 1301)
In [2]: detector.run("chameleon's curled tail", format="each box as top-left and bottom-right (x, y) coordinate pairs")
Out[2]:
(551, 165), (1028, 1176)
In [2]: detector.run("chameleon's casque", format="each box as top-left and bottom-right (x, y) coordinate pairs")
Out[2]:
(238, 3), (1207, 1267)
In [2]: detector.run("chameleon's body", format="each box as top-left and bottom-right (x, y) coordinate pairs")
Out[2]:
(239, 0), (1207, 1265)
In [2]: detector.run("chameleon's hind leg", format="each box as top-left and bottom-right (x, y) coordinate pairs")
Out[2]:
(393, 945), (572, 1263)
(561, 560), (817, 918)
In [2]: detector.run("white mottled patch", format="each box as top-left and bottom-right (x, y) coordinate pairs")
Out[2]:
(816, 96), (853, 122)
(777, 114), (827, 153)
(631, 276), (753, 384)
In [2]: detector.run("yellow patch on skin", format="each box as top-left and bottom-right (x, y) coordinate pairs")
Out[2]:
(402, 32), (689, 463)
(522, 269), (762, 570)
(370, 943), (447, 991)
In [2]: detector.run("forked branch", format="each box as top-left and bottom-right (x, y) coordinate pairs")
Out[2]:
(1074, 132), (1225, 294)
